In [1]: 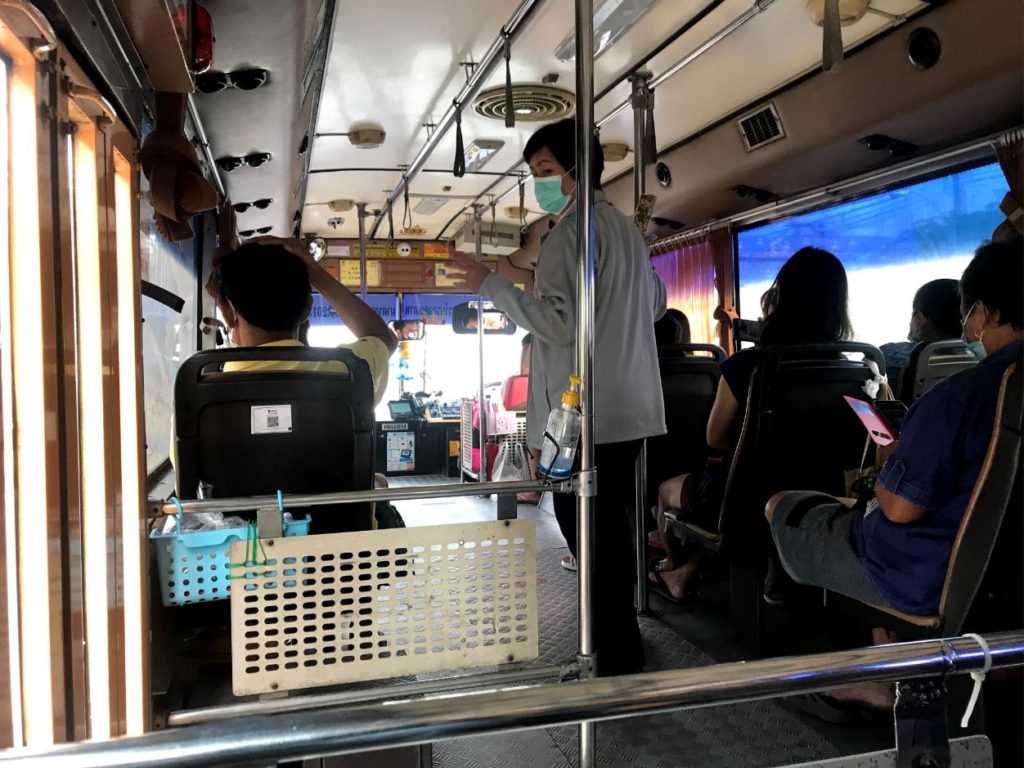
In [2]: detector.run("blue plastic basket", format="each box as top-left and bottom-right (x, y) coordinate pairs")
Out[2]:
(151, 514), (310, 607)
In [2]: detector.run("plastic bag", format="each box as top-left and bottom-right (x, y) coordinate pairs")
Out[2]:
(512, 444), (532, 481)
(491, 442), (511, 481)
(494, 443), (531, 482)
(162, 510), (246, 534)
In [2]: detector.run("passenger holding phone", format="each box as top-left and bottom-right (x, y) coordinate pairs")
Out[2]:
(768, 237), (1023, 616)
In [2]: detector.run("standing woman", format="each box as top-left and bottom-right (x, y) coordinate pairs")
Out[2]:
(452, 118), (667, 676)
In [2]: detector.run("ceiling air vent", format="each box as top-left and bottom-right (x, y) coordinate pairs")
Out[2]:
(473, 85), (575, 123)
(736, 103), (785, 152)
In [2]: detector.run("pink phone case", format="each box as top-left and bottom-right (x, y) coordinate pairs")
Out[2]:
(844, 396), (897, 446)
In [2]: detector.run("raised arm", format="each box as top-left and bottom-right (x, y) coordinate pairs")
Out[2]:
(258, 237), (398, 354)
(446, 225), (577, 347)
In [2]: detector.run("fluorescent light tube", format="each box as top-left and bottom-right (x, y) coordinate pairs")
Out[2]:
(555, 0), (660, 62)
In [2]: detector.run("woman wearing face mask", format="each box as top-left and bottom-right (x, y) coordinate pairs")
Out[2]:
(766, 236), (1022, 642)
(451, 118), (667, 677)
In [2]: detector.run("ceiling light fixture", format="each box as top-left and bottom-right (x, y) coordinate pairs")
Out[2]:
(413, 196), (451, 215)
(347, 127), (386, 149)
(601, 141), (630, 162)
(464, 139), (505, 173)
(555, 0), (661, 62)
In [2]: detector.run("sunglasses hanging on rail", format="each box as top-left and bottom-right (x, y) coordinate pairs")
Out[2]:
(196, 68), (271, 93)
(215, 152), (272, 172)
(232, 199), (274, 213)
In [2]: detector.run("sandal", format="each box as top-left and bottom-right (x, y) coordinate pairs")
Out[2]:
(647, 569), (686, 605)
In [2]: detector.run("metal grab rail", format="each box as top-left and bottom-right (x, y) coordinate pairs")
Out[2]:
(169, 663), (577, 727)
(6, 632), (1020, 767)
(367, 0), (547, 239)
(155, 478), (572, 515)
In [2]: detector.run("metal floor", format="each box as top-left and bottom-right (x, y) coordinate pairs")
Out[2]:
(389, 476), (852, 768)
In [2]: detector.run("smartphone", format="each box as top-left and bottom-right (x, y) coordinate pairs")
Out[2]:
(874, 399), (908, 435)
(844, 396), (905, 446)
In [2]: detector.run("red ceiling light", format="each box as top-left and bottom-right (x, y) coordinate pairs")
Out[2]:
(174, 3), (216, 74)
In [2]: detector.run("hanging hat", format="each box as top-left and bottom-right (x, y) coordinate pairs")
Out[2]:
(139, 92), (218, 241)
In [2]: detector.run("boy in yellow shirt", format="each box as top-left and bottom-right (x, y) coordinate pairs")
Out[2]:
(171, 237), (397, 473)
(213, 236), (396, 395)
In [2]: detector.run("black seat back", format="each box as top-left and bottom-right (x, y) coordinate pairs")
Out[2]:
(646, 344), (726, 498)
(174, 347), (375, 532)
(899, 339), (979, 403)
(939, 356), (1022, 634)
(718, 343), (884, 554)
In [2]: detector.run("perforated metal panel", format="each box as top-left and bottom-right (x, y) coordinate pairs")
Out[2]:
(230, 520), (538, 695)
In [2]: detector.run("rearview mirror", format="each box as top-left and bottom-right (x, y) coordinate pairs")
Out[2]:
(452, 302), (517, 335)
(392, 319), (425, 340)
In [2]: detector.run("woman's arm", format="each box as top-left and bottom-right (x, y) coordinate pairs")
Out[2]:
(447, 222), (578, 347)
(706, 378), (739, 450)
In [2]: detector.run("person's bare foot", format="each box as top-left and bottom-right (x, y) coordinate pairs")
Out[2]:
(648, 559), (701, 601)
(516, 491), (542, 504)
(647, 529), (664, 549)
(829, 682), (895, 710)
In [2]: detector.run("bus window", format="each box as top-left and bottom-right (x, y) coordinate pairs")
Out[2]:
(138, 181), (200, 474)
(737, 163), (1010, 345)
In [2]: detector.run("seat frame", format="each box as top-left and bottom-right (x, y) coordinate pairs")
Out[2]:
(664, 342), (885, 655)
(174, 346), (376, 530)
(898, 339), (979, 403)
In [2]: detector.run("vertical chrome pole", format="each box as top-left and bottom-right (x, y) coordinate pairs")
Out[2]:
(574, 0), (597, 764)
(474, 206), (488, 483)
(630, 73), (651, 616)
(356, 203), (368, 301)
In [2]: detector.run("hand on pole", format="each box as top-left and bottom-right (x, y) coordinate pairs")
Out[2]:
(445, 253), (492, 293)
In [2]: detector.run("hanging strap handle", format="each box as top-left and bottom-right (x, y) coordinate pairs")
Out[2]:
(403, 184), (413, 230)
(960, 633), (992, 728)
(643, 90), (657, 165)
(503, 33), (515, 128)
(387, 197), (395, 246)
(453, 102), (466, 178)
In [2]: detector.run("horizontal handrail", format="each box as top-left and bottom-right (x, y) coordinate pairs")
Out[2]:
(6, 632), (1020, 767)
(168, 662), (577, 726)
(156, 478), (572, 515)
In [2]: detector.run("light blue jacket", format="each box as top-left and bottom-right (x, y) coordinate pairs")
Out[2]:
(482, 191), (667, 447)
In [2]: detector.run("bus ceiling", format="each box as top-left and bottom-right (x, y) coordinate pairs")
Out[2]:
(104, 0), (1021, 244)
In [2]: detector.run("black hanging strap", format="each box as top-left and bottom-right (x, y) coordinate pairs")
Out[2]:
(387, 199), (395, 246)
(403, 184), (413, 229)
(453, 102), (466, 178)
(518, 178), (527, 248)
(643, 90), (657, 167)
(503, 33), (515, 128)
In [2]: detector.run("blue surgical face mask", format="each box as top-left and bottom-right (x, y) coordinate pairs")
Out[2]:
(534, 176), (569, 214)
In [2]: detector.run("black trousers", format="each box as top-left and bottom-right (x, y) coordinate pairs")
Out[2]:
(552, 439), (645, 677)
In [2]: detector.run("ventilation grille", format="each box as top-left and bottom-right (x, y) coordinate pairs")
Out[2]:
(474, 85), (575, 123)
(737, 103), (785, 152)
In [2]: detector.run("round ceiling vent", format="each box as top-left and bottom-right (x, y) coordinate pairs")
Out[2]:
(473, 85), (575, 123)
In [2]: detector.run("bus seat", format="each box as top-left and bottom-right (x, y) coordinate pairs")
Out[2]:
(173, 346), (376, 533)
(823, 355), (1022, 640)
(501, 374), (529, 412)
(646, 344), (726, 499)
(664, 343), (884, 655)
(898, 339), (979, 403)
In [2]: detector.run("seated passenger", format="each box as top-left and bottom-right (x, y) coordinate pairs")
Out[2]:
(172, 237), (397, 476)
(654, 308), (691, 349)
(767, 238), (1023, 617)
(879, 278), (969, 385)
(650, 248), (852, 600)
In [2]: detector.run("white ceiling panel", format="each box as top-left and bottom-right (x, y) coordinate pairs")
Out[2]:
(300, 0), (929, 238)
